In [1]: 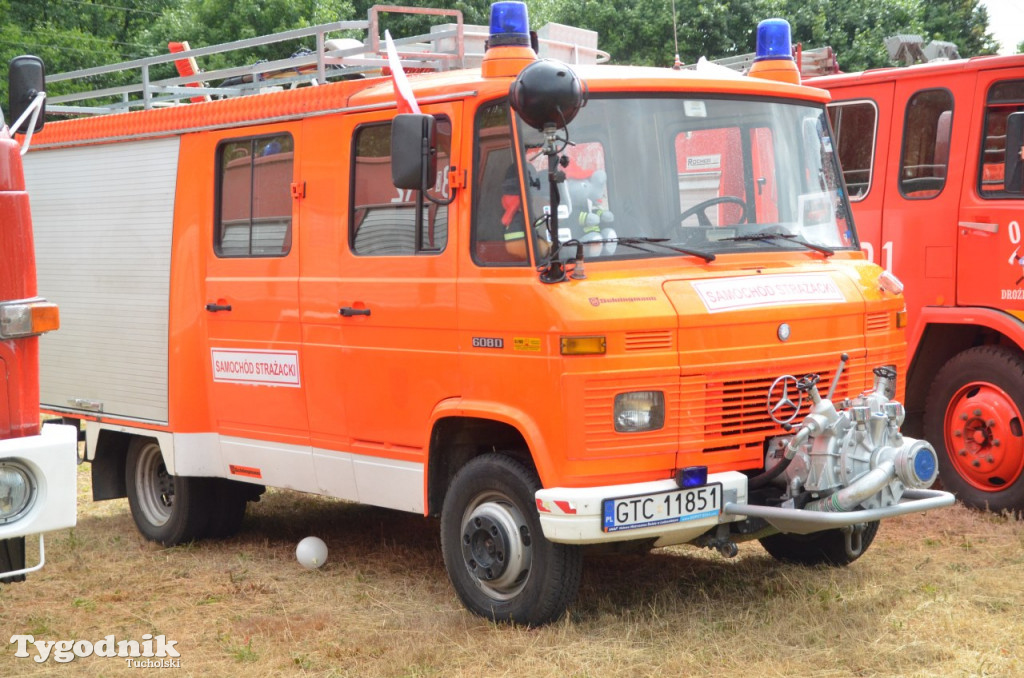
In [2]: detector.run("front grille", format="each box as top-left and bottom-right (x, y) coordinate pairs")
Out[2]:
(576, 350), (905, 467)
(624, 330), (673, 351)
(866, 311), (891, 333)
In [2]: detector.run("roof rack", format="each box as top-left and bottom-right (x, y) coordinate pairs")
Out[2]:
(45, 4), (609, 117)
(689, 45), (840, 77)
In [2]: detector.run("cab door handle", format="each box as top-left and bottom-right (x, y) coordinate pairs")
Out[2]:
(339, 306), (371, 317)
(958, 221), (998, 234)
(205, 303), (233, 312)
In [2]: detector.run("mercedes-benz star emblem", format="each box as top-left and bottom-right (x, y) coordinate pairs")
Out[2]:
(766, 374), (804, 425)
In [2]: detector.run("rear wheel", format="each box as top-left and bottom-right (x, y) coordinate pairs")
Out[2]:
(440, 453), (582, 626)
(759, 521), (879, 566)
(125, 437), (210, 545)
(924, 346), (1024, 513)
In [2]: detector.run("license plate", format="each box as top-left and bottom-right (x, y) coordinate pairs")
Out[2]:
(602, 484), (722, 532)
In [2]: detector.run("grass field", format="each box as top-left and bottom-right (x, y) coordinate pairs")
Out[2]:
(1, 464), (1022, 677)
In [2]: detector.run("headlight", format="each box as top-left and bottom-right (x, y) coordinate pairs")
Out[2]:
(0, 460), (37, 524)
(614, 391), (665, 432)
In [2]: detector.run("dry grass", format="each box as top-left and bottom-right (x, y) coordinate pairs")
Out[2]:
(1, 464), (1022, 677)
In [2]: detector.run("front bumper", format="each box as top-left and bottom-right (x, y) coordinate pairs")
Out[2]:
(0, 423), (78, 541)
(535, 471), (955, 546)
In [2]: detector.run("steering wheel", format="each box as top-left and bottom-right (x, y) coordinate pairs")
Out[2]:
(679, 196), (749, 227)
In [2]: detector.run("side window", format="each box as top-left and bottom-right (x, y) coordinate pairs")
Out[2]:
(472, 101), (529, 265)
(980, 80), (1024, 197)
(215, 134), (293, 257)
(350, 117), (451, 256)
(828, 101), (877, 201)
(899, 89), (953, 199)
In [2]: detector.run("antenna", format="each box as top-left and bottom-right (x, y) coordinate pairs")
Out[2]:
(671, 0), (681, 69)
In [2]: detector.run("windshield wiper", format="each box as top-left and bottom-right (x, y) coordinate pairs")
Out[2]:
(722, 232), (834, 257)
(611, 237), (716, 262)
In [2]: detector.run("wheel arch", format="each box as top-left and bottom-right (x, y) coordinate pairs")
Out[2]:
(85, 422), (176, 501)
(906, 308), (1024, 436)
(426, 401), (552, 518)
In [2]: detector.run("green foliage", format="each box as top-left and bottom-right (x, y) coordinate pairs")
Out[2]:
(542, 0), (999, 71)
(0, 0), (1004, 118)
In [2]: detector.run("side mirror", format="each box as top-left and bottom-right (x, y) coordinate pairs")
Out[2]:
(1006, 111), (1024, 194)
(391, 113), (435, 191)
(8, 55), (46, 133)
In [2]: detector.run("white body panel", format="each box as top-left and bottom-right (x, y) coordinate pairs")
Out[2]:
(24, 138), (180, 423)
(0, 424), (78, 541)
(83, 421), (425, 514)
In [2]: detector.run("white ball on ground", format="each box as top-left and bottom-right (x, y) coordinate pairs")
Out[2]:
(296, 536), (328, 569)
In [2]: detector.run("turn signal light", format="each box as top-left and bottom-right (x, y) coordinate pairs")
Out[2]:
(560, 335), (606, 355)
(0, 299), (60, 338)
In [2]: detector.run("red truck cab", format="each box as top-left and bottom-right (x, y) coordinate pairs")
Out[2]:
(0, 56), (77, 580)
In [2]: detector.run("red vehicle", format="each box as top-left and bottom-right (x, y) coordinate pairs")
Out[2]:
(812, 53), (1024, 512)
(0, 56), (77, 581)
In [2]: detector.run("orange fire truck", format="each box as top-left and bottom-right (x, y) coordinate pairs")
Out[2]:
(24, 5), (952, 623)
(0, 56), (77, 581)
(811, 52), (1024, 514)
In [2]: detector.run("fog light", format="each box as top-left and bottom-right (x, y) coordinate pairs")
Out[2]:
(614, 391), (665, 432)
(0, 461), (36, 525)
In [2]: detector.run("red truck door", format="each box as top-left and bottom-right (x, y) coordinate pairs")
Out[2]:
(828, 82), (895, 270)
(882, 79), (963, 323)
(956, 69), (1024, 308)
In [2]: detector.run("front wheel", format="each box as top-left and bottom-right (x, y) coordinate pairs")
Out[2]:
(440, 453), (582, 626)
(924, 346), (1024, 514)
(759, 521), (879, 566)
(125, 437), (210, 545)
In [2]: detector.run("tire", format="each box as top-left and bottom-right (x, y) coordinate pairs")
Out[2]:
(0, 537), (27, 584)
(759, 521), (879, 566)
(440, 453), (582, 626)
(125, 437), (211, 546)
(205, 479), (262, 539)
(923, 346), (1024, 514)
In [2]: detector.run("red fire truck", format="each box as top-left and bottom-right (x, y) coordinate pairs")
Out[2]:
(0, 56), (77, 581)
(812, 53), (1024, 513)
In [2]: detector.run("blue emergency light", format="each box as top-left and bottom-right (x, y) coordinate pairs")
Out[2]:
(489, 1), (531, 47)
(755, 18), (794, 61)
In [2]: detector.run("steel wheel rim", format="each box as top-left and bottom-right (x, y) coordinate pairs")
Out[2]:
(134, 442), (174, 526)
(459, 490), (532, 601)
(944, 381), (1024, 492)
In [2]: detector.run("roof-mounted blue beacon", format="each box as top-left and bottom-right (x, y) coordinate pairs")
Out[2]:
(482, 1), (538, 78)
(748, 18), (801, 84)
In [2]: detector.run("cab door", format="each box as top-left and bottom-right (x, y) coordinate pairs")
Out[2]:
(203, 126), (310, 459)
(956, 69), (1024, 308)
(827, 81), (894, 268)
(880, 79), (962, 319)
(299, 103), (461, 502)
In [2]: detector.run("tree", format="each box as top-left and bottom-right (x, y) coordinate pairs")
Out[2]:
(541, 0), (999, 72)
(920, 0), (999, 57)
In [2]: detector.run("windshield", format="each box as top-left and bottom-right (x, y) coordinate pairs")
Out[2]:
(515, 95), (857, 261)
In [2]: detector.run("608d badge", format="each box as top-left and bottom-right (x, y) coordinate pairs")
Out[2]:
(472, 337), (504, 349)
